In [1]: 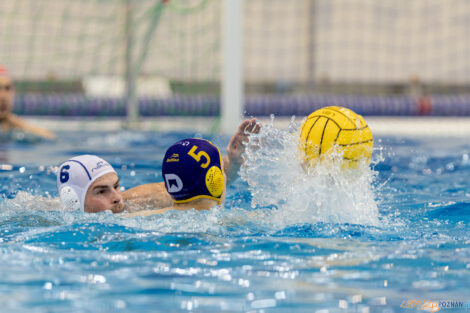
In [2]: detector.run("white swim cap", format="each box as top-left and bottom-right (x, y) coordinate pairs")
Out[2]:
(57, 155), (117, 211)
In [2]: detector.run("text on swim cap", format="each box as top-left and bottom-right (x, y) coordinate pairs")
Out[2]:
(91, 161), (110, 172)
(60, 165), (70, 183)
(166, 153), (179, 162)
(188, 145), (210, 168)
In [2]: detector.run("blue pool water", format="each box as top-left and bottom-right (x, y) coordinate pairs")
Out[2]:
(0, 121), (469, 313)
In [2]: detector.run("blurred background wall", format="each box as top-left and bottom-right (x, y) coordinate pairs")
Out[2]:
(1, 0), (470, 117)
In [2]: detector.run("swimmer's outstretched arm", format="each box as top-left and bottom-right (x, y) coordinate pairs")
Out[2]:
(7, 114), (56, 140)
(224, 118), (260, 184)
(122, 182), (173, 209)
(123, 207), (172, 218)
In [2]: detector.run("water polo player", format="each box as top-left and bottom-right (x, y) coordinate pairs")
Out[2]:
(57, 155), (125, 213)
(126, 138), (226, 217)
(122, 118), (259, 207)
(162, 138), (226, 207)
(57, 119), (260, 214)
(0, 65), (55, 139)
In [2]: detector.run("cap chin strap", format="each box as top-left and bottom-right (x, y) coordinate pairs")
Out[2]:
(59, 186), (80, 211)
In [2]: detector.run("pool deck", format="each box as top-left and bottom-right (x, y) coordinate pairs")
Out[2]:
(25, 116), (470, 137)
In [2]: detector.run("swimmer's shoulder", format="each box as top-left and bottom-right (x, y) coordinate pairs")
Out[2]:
(0, 116), (15, 131)
(123, 182), (172, 208)
(1, 114), (55, 140)
(0, 119), (22, 142)
(4, 114), (26, 129)
(123, 182), (167, 198)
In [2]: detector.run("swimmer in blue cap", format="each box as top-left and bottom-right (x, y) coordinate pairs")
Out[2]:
(56, 119), (259, 214)
(126, 138), (226, 217)
(122, 119), (259, 208)
(163, 138), (226, 207)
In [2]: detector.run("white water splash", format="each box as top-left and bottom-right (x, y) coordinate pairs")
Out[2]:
(240, 117), (380, 227)
(0, 192), (247, 234)
(0, 191), (62, 212)
(1, 116), (382, 233)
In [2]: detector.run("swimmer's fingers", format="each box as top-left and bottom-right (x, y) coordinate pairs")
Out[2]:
(242, 119), (261, 151)
(243, 118), (260, 134)
(230, 120), (250, 148)
(236, 119), (251, 136)
(237, 118), (260, 148)
(228, 119), (260, 155)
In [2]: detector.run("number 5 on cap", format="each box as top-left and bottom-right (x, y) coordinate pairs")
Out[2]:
(188, 145), (210, 168)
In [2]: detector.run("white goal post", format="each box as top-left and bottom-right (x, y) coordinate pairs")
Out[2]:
(221, 0), (244, 134)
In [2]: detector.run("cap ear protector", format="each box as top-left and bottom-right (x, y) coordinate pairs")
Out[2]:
(205, 166), (224, 199)
(59, 186), (80, 211)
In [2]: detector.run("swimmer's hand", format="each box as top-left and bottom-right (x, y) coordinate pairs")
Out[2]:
(224, 118), (260, 184)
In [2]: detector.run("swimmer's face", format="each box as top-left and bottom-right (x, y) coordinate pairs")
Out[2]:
(84, 172), (124, 214)
(0, 76), (13, 119)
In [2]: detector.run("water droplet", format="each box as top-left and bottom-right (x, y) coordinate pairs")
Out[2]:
(115, 300), (126, 309)
(462, 153), (469, 164)
(339, 299), (348, 309)
(275, 291), (286, 300)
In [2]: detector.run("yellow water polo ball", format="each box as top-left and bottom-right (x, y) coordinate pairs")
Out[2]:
(299, 106), (373, 169)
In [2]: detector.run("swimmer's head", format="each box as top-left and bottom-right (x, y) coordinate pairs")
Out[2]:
(162, 138), (225, 207)
(0, 65), (13, 119)
(57, 155), (124, 213)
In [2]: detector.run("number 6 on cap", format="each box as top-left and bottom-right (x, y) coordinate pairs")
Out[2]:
(60, 165), (70, 183)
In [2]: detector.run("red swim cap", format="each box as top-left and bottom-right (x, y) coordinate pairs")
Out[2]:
(0, 65), (9, 77)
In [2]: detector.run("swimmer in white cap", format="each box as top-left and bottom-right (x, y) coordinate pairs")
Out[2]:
(57, 155), (125, 213)
(56, 119), (260, 214)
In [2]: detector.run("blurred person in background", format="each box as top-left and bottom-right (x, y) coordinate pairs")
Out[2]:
(0, 65), (55, 140)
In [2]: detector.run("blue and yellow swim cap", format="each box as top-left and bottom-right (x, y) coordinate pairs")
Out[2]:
(162, 138), (225, 204)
